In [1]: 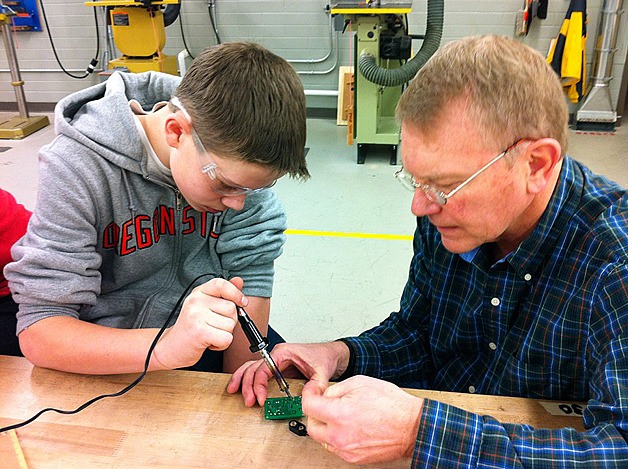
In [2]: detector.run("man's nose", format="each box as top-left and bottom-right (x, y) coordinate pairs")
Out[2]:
(411, 190), (442, 217)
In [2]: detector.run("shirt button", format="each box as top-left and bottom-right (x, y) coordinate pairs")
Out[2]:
(468, 386), (476, 393)
(524, 273), (532, 281)
(491, 297), (500, 306)
(489, 342), (497, 350)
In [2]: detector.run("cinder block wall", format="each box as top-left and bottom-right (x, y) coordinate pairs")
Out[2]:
(1, 0), (626, 113)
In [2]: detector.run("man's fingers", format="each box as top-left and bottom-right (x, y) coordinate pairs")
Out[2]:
(302, 391), (342, 424)
(226, 360), (267, 407)
(302, 378), (328, 398)
(304, 415), (329, 446)
(242, 362), (268, 407)
(226, 359), (255, 394)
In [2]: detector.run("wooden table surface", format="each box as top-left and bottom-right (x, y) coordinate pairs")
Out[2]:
(0, 355), (585, 468)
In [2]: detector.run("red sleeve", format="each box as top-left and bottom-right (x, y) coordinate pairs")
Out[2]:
(0, 189), (32, 295)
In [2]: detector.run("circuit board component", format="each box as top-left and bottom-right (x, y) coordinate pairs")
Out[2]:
(288, 419), (308, 436)
(264, 396), (303, 420)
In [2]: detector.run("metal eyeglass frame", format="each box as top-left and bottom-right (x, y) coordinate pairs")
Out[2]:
(394, 139), (525, 205)
(170, 96), (276, 196)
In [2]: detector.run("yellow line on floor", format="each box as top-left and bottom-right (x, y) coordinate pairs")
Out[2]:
(285, 229), (413, 241)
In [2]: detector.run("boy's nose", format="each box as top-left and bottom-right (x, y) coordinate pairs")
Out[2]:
(222, 194), (247, 211)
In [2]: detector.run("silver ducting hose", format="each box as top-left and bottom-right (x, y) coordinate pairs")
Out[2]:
(358, 0), (444, 87)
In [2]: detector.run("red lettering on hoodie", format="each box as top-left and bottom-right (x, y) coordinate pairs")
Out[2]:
(102, 206), (214, 256)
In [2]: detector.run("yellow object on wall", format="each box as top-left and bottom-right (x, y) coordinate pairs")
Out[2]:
(547, 0), (587, 103)
(111, 8), (166, 57)
(86, 1), (180, 75)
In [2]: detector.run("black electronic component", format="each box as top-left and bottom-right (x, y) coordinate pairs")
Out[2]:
(380, 33), (412, 60)
(288, 419), (308, 437)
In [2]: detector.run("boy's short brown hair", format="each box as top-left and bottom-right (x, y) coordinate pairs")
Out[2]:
(175, 42), (309, 179)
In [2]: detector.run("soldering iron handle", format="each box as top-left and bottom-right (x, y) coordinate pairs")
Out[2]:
(236, 307), (268, 353)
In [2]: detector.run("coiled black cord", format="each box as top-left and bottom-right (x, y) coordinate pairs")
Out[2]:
(0, 273), (215, 433)
(39, 0), (99, 79)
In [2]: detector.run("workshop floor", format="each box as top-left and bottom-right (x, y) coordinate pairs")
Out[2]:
(1, 112), (627, 343)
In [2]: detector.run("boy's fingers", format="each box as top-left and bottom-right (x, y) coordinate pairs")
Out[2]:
(198, 278), (247, 306)
(228, 276), (245, 291)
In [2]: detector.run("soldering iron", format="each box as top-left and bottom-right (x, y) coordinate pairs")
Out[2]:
(236, 306), (292, 397)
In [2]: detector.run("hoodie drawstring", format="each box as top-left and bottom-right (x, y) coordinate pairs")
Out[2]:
(121, 169), (138, 219)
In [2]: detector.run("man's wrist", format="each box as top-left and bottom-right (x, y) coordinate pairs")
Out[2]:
(404, 397), (424, 459)
(332, 338), (355, 381)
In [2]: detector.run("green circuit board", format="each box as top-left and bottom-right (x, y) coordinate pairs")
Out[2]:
(264, 396), (303, 420)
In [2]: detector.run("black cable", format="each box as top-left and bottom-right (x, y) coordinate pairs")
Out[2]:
(0, 273), (215, 434)
(39, 0), (99, 79)
(208, 1), (221, 44)
(178, 5), (195, 60)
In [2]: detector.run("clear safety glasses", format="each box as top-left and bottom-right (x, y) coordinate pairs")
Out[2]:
(170, 96), (276, 196)
(394, 139), (525, 205)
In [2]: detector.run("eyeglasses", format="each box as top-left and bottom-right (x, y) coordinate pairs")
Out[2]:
(170, 96), (276, 196)
(394, 139), (525, 205)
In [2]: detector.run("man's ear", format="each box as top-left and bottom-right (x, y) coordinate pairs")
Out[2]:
(164, 114), (189, 149)
(525, 138), (562, 194)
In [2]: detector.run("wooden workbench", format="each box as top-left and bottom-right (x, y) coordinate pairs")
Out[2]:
(0, 355), (584, 468)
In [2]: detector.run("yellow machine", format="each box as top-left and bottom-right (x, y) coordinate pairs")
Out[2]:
(86, 0), (180, 75)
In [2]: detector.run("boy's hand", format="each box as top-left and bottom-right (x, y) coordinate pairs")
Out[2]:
(152, 277), (246, 370)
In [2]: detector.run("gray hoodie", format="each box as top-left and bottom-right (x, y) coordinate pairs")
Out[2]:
(5, 71), (286, 333)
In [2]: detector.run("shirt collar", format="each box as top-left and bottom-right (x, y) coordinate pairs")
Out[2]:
(501, 156), (578, 277)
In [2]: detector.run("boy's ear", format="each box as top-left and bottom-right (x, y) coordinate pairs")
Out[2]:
(525, 138), (562, 194)
(164, 114), (189, 148)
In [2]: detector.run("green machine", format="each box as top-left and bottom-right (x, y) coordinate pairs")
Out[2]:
(330, 0), (443, 164)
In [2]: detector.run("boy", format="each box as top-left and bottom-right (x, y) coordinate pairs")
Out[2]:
(5, 42), (309, 374)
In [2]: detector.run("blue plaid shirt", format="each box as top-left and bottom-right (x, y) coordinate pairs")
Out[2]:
(342, 156), (628, 468)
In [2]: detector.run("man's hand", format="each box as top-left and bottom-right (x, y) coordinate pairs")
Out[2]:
(226, 341), (351, 407)
(302, 375), (423, 465)
(152, 277), (246, 370)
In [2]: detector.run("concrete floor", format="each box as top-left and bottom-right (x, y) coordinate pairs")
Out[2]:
(1, 112), (626, 343)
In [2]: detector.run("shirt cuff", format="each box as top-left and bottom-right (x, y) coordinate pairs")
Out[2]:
(336, 336), (382, 379)
(412, 399), (482, 468)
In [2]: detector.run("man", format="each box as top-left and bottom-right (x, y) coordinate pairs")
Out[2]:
(228, 35), (628, 467)
(5, 42), (308, 374)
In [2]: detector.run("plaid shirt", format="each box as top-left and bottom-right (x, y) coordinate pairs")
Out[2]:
(342, 156), (628, 468)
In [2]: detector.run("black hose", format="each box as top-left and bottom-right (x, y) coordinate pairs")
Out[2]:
(358, 0), (444, 87)
(178, 6), (195, 60)
(163, 4), (181, 28)
(208, 2), (221, 44)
